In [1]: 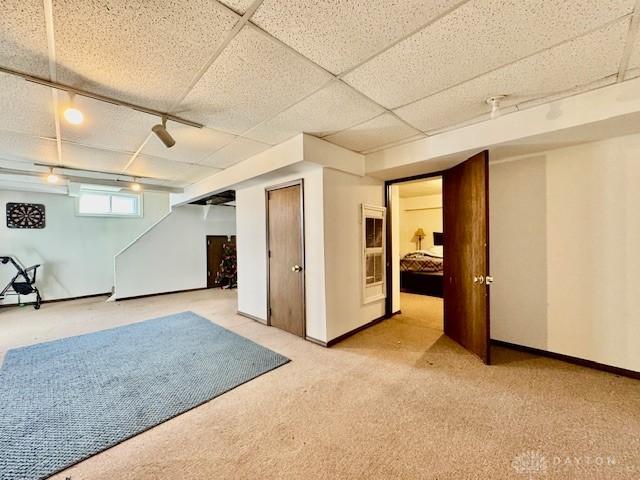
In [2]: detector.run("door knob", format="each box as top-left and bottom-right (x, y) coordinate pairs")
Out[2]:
(291, 265), (303, 272)
(473, 276), (485, 284)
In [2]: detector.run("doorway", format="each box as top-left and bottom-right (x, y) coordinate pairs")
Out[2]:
(391, 176), (444, 332)
(266, 180), (305, 337)
(206, 235), (235, 288)
(386, 151), (491, 364)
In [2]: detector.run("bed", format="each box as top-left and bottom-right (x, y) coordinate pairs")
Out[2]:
(400, 243), (443, 298)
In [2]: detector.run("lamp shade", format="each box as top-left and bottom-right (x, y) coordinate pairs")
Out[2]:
(415, 228), (426, 237)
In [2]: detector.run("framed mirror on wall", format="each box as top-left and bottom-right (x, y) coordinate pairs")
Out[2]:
(362, 204), (386, 304)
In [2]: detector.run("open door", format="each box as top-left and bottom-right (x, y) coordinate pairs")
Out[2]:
(443, 151), (491, 364)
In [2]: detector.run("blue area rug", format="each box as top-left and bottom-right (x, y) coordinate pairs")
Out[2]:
(0, 312), (289, 480)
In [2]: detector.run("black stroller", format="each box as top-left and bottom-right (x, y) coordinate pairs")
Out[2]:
(0, 256), (42, 309)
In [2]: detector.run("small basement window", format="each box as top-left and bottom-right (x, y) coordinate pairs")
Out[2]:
(362, 204), (386, 304)
(77, 189), (142, 217)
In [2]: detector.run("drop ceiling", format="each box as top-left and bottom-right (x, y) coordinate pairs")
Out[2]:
(0, 0), (638, 188)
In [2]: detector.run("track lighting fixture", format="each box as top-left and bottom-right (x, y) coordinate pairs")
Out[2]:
(63, 93), (84, 125)
(486, 95), (507, 119)
(46, 168), (59, 184)
(152, 116), (176, 148)
(130, 178), (142, 191)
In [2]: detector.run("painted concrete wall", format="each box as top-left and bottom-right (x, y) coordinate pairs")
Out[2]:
(490, 133), (640, 372)
(0, 190), (169, 303)
(113, 205), (236, 299)
(235, 167), (327, 342)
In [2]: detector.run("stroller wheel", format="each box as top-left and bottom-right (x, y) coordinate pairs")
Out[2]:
(34, 303), (41, 310)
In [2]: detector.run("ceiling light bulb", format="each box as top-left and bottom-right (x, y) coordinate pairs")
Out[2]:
(63, 107), (84, 125)
(46, 169), (59, 184)
(131, 182), (141, 191)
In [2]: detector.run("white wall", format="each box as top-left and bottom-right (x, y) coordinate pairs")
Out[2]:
(399, 194), (442, 255)
(323, 168), (385, 341)
(113, 205), (235, 299)
(490, 133), (640, 372)
(0, 190), (169, 302)
(235, 167), (327, 341)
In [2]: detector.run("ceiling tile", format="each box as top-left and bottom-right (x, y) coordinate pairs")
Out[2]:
(60, 95), (156, 153)
(178, 164), (222, 185)
(0, 0), (49, 76)
(324, 113), (422, 153)
(394, 21), (628, 133)
(61, 142), (131, 173)
(125, 154), (197, 181)
(216, 0), (254, 15)
(0, 130), (58, 165)
(629, 33), (640, 70)
(179, 25), (332, 135)
(200, 137), (271, 169)
(53, 0), (239, 111)
(252, 0), (462, 74)
(344, 0), (635, 109)
(0, 73), (56, 138)
(142, 124), (236, 164)
(245, 81), (384, 145)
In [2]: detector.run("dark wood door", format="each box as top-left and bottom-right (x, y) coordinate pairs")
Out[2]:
(267, 183), (305, 337)
(206, 236), (234, 288)
(443, 151), (491, 364)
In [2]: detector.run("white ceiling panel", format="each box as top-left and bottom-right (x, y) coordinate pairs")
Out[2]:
(60, 95), (156, 152)
(344, 0), (635, 109)
(200, 137), (271, 169)
(629, 33), (640, 70)
(125, 154), (199, 181)
(53, 0), (240, 111)
(61, 142), (131, 173)
(177, 164), (222, 185)
(216, 0), (254, 15)
(324, 113), (422, 153)
(0, 130), (58, 165)
(246, 81), (384, 145)
(395, 21), (628, 133)
(0, 73), (56, 138)
(252, 0), (462, 74)
(142, 124), (236, 164)
(0, 0), (49, 76)
(180, 25), (333, 135)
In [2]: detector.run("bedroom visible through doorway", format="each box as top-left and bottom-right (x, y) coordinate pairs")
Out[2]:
(390, 177), (444, 331)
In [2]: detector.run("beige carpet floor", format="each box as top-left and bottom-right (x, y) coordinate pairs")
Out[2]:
(1, 290), (638, 479)
(399, 292), (443, 331)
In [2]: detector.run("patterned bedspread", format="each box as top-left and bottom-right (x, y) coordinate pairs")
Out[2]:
(400, 252), (443, 273)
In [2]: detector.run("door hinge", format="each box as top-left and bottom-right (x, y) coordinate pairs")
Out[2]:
(268, 250), (271, 258)
(207, 270), (210, 276)
(207, 240), (210, 246)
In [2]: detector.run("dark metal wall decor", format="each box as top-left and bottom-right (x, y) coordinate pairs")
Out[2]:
(6, 203), (46, 229)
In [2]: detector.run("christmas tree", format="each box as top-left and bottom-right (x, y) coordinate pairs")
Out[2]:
(215, 242), (237, 289)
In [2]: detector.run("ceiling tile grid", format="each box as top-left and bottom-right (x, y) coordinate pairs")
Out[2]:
(60, 95), (157, 153)
(142, 124), (236, 164)
(0, 74), (57, 138)
(245, 80), (385, 145)
(61, 142), (133, 173)
(200, 136), (271, 169)
(216, 0), (255, 15)
(251, 0), (463, 74)
(0, 0), (50, 76)
(324, 113), (423, 153)
(343, 0), (635, 109)
(180, 25), (333, 135)
(394, 20), (629, 133)
(0, 130), (59, 165)
(53, 0), (240, 112)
